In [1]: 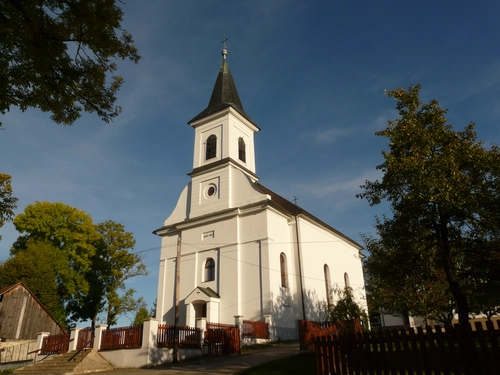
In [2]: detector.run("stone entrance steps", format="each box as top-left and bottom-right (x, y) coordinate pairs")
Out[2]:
(14, 348), (113, 375)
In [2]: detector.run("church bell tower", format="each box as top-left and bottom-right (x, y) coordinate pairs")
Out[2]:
(185, 47), (261, 217)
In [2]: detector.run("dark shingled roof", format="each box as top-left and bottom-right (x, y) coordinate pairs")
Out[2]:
(189, 55), (258, 128)
(255, 182), (363, 250)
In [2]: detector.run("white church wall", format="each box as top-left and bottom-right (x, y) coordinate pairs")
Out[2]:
(163, 184), (190, 226)
(296, 217), (367, 321)
(218, 243), (240, 323)
(237, 240), (268, 322)
(190, 169), (230, 218)
(266, 210), (302, 340)
(225, 113), (257, 172)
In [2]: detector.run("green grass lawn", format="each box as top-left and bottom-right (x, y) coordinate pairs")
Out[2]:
(235, 351), (316, 375)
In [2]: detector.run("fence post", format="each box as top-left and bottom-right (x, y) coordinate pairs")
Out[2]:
(93, 324), (107, 351)
(68, 328), (81, 352)
(36, 332), (50, 352)
(197, 318), (207, 349)
(143, 318), (159, 367)
(234, 315), (243, 345)
(143, 319), (158, 349)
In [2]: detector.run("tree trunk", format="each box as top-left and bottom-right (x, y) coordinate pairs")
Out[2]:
(444, 266), (469, 325)
(439, 218), (469, 326)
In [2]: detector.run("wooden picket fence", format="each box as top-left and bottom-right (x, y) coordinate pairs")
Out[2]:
(205, 322), (241, 356)
(76, 327), (94, 349)
(100, 325), (142, 350)
(242, 320), (269, 339)
(315, 320), (500, 375)
(299, 319), (362, 350)
(157, 324), (201, 348)
(40, 332), (70, 355)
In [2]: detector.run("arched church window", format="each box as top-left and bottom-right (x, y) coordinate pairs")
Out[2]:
(206, 135), (217, 160)
(238, 137), (246, 162)
(324, 264), (332, 307)
(205, 258), (215, 281)
(280, 253), (288, 288)
(344, 272), (350, 289)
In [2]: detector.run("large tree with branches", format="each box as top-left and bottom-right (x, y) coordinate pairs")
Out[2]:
(358, 84), (500, 325)
(1, 0), (140, 126)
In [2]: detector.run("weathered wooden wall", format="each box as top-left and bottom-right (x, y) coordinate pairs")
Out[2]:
(0, 283), (66, 339)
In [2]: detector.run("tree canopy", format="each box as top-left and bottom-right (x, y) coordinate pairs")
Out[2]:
(0, 174), (18, 240)
(132, 304), (149, 326)
(12, 201), (98, 307)
(0, 0), (140, 126)
(68, 220), (148, 327)
(358, 84), (500, 325)
(322, 286), (367, 324)
(5, 201), (147, 327)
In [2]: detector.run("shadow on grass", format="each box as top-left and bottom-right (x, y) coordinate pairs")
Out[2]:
(241, 340), (299, 353)
(235, 351), (316, 375)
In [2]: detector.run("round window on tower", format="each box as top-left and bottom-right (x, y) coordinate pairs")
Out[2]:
(205, 184), (217, 198)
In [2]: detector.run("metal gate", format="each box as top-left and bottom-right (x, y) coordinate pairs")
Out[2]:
(205, 323), (241, 356)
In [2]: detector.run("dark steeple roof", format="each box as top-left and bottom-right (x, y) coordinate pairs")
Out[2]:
(189, 50), (258, 127)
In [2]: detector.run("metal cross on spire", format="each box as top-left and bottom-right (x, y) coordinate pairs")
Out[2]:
(221, 35), (228, 49)
(221, 35), (228, 59)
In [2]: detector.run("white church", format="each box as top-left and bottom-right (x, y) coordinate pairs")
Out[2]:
(153, 48), (367, 340)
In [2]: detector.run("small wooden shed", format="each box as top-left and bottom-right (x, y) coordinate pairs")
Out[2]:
(0, 282), (66, 340)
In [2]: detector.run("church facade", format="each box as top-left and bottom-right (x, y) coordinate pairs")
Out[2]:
(153, 49), (367, 340)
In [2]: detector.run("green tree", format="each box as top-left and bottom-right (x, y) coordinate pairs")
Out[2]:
(322, 286), (367, 324)
(0, 174), (18, 240)
(358, 84), (500, 325)
(133, 306), (150, 326)
(69, 220), (148, 327)
(0, 239), (67, 324)
(105, 291), (146, 327)
(149, 298), (157, 318)
(12, 201), (99, 310)
(363, 236), (455, 325)
(1, 0), (140, 126)
(11, 202), (148, 326)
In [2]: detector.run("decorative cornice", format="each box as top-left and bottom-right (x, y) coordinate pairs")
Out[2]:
(189, 157), (258, 179)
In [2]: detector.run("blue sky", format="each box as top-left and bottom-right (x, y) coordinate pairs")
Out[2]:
(1, 0), (499, 326)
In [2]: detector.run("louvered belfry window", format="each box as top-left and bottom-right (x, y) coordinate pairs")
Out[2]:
(206, 135), (217, 160)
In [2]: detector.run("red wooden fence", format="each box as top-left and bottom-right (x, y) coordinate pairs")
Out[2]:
(40, 333), (70, 355)
(242, 320), (269, 339)
(76, 327), (94, 349)
(315, 321), (500, 375)
(205, 322), (241, 356)
(299, 319), (362, 350)
(101, 325), (142, 350)
(157, 325), (201, 348)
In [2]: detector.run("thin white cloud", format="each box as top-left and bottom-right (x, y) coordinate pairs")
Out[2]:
(301, 128), (350, 144)
(295, 168), (383, 205)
